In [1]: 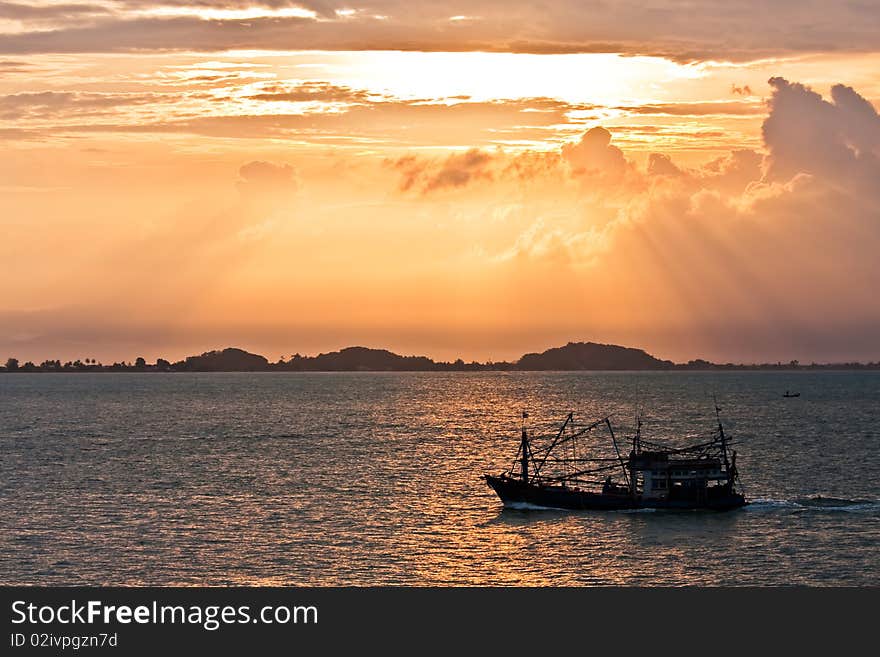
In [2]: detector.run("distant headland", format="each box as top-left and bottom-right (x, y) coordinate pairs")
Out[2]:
(2, 342), (878, 373)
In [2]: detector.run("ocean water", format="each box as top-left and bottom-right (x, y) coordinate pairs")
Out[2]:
(1, 371), (878, 586)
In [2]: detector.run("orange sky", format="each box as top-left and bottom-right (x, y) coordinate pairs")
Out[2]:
(2, 2), (879, 364)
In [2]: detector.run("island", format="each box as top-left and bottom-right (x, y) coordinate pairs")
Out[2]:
(3, 342), (878, 372)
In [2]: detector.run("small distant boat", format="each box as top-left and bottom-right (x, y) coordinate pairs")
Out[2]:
(783, 391), (801, 398)
(484, 404), (746, 512)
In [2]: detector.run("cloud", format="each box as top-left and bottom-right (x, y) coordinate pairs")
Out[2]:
(0, 59), (28, 71)
(561, 126), (627, 177)
(0, 2), (109, 20)
(246, 82), (374, 104)
(762, 77), (880, 195)
(497, 218), (606, 266)
(236, 160), (299, 196)
(475, 77), (880, 361)
(48, 96), (584, 146)
(646, 153), (683, 177)
(390, 149), (495, 193)
(113, 1), (337, 19)
(3, 71), (879, 364)
(426, 149), (494, 192)
(699, 149), (763, 194)
(0, 126), (39, 139)
(0, 90), (166, 119)
(501, 150), (564, 182)
(618, 101), (762, 116)
(1, 1), (879, 61)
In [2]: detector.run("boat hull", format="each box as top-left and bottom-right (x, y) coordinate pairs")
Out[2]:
(484, 475), (746, 512)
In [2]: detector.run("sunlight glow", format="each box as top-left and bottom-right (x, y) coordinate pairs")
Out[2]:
(135, 7), (318, 21)
(331, 52), (700, 104)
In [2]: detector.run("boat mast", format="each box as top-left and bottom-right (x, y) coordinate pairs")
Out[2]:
(713, 395), (732, 484)
(605, 418), (631, 490)
(520, 411), (530, 484)
(634, 413), (642, 454)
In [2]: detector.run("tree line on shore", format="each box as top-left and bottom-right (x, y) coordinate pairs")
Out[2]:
(3, 343), (879, 373)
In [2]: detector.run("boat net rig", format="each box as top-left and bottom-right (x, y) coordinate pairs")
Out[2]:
(507, 406), (742, 496)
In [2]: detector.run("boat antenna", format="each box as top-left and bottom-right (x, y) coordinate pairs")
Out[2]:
(713, 393), (732, 478)
(634, 410), (642, 455)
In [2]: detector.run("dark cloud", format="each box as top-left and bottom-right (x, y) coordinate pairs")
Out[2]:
(246, 82), (374, 104)
(619, 101), (762, 116)
(390, 149), (495, 194)
(762, 77), (880, 194)
(502, 150), (564, 182)
(1, 1), (878, 60)
(0, 2), (109, 20)
(425, 149), (494, 192)
(390, 155), (424, 192)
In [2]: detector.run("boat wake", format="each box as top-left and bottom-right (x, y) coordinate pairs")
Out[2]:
(503, 501), (570, 512)
(746, 496), (879, 513)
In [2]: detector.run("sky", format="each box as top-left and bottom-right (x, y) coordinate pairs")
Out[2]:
(2, 1), (879, 364)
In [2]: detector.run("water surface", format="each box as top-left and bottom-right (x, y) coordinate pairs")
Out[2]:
(1, 371), (878, 585)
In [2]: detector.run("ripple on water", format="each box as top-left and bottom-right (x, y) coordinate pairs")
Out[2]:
(1, 371), (879, 585)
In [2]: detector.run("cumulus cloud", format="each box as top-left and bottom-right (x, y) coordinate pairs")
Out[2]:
(236, 160), (299, 196)
(698, 149), (763, 194)
(497, 218), (606, 266)
(762, 77), (880, 197)
(475, 77), (880, 361)
(646, 153), (683, 177)
(561, 126), (627, 178)
(502, 150), (564, 182)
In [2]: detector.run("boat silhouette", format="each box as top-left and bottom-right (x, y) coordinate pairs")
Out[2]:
(485, 405), (746, 512)
(783, 391), (801, 398)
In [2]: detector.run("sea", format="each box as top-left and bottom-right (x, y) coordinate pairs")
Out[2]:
(1, 371), (878, 586)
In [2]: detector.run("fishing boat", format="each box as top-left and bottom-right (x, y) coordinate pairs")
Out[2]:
(783, 391), (800, 398)
(484, 405), (746, 511)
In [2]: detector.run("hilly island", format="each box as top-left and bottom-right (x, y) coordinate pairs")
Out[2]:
(3, 342), (878, 373)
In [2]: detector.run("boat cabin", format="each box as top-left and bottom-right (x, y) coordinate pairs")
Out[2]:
(628, 452), (727, 500)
